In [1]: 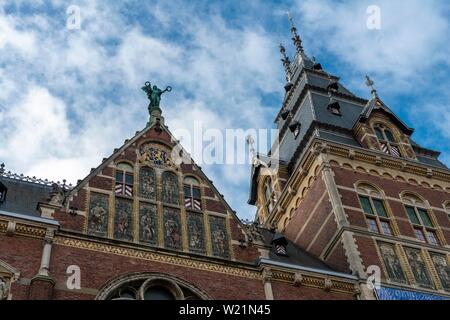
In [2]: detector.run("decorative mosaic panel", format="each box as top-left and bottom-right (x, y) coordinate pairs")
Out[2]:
(163, 207), (182, 250)
(430, 253), (450, 291)
(187, 212), (206, 254)
(139, 167), (156, 201)
(404, 248), (434, 288)
(378, 243), (407, 283)
(88, 192), (109, 237)
(209, 216), (229, 258)
(162, 172), (179, 205)
(139, 203), (158, 245)
(114, 198), (133, 241)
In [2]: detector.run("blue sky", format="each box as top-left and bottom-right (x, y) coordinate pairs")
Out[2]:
(0, 0), (449, 220)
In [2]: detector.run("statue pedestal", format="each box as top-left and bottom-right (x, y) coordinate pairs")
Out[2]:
(148, 106), (164, 126)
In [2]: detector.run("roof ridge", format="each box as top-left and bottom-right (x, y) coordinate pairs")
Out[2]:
(0, 163), (72, 190)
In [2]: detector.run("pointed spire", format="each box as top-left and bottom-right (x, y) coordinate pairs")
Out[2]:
(279, 43), (293, 92)
(365, 75), (378, 98)
(287, 12), (304, 54)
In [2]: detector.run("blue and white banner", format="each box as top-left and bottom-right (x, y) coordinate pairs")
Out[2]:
(375, 287), (448, 300)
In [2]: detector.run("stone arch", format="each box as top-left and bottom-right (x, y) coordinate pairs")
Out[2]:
(96, 272), (212, 300)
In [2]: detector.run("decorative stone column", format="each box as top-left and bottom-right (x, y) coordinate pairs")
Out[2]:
(29, 229), (56, 300)
(262, 267), (274, 300)
(319, 155), (376, 299)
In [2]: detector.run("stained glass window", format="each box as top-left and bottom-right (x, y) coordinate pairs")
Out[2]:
(162, 172), (179, 205)
(427, 231), (439, 246)
(163, 207), (182, 249)
(209, 216), (229, 258)
(367, 218), (379, 233)
(139, 167), (156, 201)
(114, 198), (133, 241)
(88, 192), (109, 237)
(187, 212), (206, 254)
(139, 203), (158, 245)
(414, 228), (426, 242)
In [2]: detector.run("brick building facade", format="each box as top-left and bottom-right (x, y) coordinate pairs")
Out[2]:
(0, 17), (449, 300)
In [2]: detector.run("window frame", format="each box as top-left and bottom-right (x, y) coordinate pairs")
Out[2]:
(115, 163), (134, 197)
(359, 194), (393, 236)
(264, 178), (276, 214)
(183, 176), (202, 211)
(403, 198), (439, 246)
(373, 124), (402, 157)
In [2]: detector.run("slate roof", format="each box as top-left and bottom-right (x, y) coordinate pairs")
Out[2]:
(258, 228), (335, 272)
(0, 175), (52, 217)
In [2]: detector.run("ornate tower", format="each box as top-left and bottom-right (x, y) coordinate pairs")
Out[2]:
(249, 14), (450, 300)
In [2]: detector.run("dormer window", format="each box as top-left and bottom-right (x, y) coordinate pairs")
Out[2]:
(313, 63), (323, 71)
(327, 101), (341, 116)
(271, 233), (288, 256)
(289, 121), (301, 138)
(373, 124), (401, 157)
(327, 81), (339, 92)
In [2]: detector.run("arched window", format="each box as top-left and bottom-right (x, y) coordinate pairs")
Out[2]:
(162, 172), (179, 205)
(139, 167), (156, 201)
(184, 177), (201, 211)
(115, 163), (134, 197)
(97, 273), (210, 300)
(402, 194), (439, 245)
(373, 124), (401, 157)
(264, 178), (276, 213)
(357, 184), (393, 235)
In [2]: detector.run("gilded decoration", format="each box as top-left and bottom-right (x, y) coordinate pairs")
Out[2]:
(209, 216), (230, 258)
(88, 193), (109, 237)
(378, 242), (407, 284)
(187, 211), (206, 254)
(404, 248), (434, 289)
(139, 143), (173, 167)
(139, 202), (158, 245)
(114, 198), (133, 241)
(163, 207), (182, 250)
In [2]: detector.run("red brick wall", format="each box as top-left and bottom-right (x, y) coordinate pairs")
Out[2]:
(49, 244), (265, 300)
(333, 166), (450, 243)
(54, 211), (84, 232)
(0, 234), (42, 279)
(285, 177), (338, 259)
(325, 241), (351, 273)
(272, 282), (354, 300)
(353, 235), (386, 281)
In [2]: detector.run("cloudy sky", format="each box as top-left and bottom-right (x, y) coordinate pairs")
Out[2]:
(0, 0), (449, 220)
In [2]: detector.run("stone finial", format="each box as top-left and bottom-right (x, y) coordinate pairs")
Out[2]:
(279, 43), (293, 89)
(365, 75), (378, 98)
(0, 163), (5, 174)
(287, 12), (304, 54)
